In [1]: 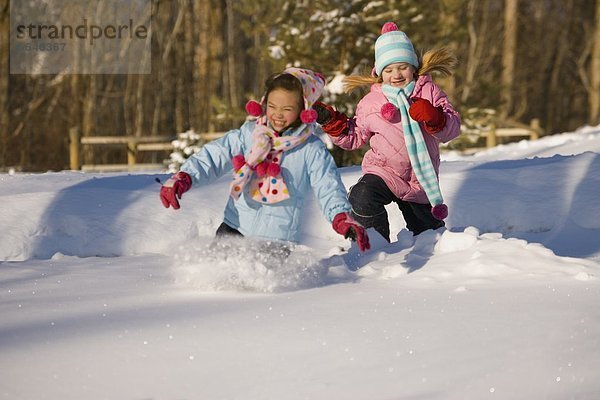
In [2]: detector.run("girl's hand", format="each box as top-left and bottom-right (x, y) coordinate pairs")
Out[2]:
(332, 212), (371, 252)
(160, 171), (192, 209)
(409, 98), (446, 133)
(313, 101), (350, 137)
(313, 101), (335, 125)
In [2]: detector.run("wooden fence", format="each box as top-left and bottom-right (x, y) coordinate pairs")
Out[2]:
(484, 118), (543, 148)
(68, 127), (224, 172)
(69, 118), (544, 171)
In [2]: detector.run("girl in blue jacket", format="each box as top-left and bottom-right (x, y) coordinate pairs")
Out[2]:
(160, 67), (370, 252)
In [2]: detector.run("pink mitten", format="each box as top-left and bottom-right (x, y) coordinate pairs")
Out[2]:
(160, 171), (192, 209)
(332, 212), (371, 252)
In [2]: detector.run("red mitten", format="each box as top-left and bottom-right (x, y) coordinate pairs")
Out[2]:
(409, 97), (446, 133)
(313, 101), (335, 125)
(160, 171), (192, 209)
(332, 212), (371, 252)
(313, 101), (350, 137)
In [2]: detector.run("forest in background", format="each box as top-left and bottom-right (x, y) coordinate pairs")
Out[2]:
(1, 0), (599, 172)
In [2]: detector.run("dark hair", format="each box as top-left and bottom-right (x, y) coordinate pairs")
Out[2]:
(264, 73), (304, 111)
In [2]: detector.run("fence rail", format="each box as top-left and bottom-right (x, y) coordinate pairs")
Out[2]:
(68, 128), (225, 172)
(69, 118), (545, 171)
(484, 118), (543, 148)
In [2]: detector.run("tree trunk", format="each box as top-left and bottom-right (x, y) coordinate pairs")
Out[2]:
(226, 0), (239, 122)
(83, 77), (96, 138)
(252, 11), (266, 96)
(153, 0), (184, 135)
(546, 0), (575, 133)
(135, 75), (145, 137)
(183, 0), (196, 133)
(134, 28), (151, 138)
(501, 0), (518, 119)
(0, 0), (8, 166)
(461, 0), (491, 105)
(193, 0), (223, 132)
(439, 0), (463, 102)
(174, 21), (186, 134)
(68, 36), (83, 167)
(591, 0), (600, 125)
(193, 0), (211, 132)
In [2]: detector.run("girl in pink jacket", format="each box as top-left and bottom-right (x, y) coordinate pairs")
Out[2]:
(315, 22), (461, 242)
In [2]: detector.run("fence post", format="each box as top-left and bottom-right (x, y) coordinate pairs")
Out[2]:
(69, 127), (81, 170)
(127, 139), (137, 165)
(530, 119), (540, 140)
(486, 123), (497, 148)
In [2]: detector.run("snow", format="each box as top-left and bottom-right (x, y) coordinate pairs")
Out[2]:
(2, 125), (600, 399)
(325, 72), (346, 95)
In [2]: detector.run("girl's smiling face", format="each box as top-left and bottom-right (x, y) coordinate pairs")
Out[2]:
(381, 62), (416, 87)
(266, 88), (302, 132)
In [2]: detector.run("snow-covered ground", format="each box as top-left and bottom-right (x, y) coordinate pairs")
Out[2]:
(1, 125), (600, 399)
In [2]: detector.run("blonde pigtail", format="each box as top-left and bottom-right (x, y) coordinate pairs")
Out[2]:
(342, 75), (380, 93)
(341, 47), (456, 94)
(418, 47), (457, 77)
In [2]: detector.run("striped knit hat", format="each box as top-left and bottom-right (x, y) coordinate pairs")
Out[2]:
(374, 22), (418, 76)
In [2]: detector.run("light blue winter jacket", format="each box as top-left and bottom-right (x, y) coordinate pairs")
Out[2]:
(180, 120), (351, 243)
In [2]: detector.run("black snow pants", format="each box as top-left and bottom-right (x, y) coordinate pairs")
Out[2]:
(348, 174), (445, 241)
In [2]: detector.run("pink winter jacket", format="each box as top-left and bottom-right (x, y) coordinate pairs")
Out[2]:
(332, 75), (461, 204)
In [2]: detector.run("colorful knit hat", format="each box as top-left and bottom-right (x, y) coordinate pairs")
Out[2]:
(374, 22), (419, 76)
(245, 67), (326, 124)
